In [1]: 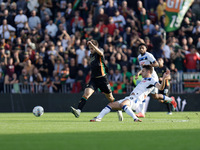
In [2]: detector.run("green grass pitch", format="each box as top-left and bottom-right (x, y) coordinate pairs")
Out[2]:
(0, 112), (200, 150)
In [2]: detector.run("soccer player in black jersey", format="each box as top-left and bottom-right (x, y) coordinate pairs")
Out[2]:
(71, 39), (123, 121)
(155, 58), (173, 114)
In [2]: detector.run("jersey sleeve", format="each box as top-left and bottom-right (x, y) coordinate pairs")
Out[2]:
(148, 53), (156, 64)
(151, 78), (158, 86)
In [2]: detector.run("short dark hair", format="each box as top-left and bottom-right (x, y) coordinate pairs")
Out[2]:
(143, 65), (153, 74)
(138, 43), (147, 49)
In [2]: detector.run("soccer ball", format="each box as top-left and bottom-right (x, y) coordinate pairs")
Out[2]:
(33, 106), (44, 117)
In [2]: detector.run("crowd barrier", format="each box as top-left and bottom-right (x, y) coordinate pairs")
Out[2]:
(0, 93), (199, 112)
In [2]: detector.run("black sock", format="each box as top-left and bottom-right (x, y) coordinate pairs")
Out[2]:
(78, 97), (87, 110)
(166, 103), (171, 113)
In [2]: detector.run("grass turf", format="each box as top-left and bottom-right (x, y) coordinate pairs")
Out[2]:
(0, 112), (200, 150)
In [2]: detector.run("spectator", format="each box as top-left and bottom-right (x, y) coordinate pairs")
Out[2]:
(0, 46), (7, 66)
(56, 0), (67, 16)
(35, 56), (48, 80)
(107, 17), (117, 36)
(121, 65), (132, 83)
(151, 31), (163, 59)
(40, 5), (52, 22)
(113, 10), (126, 32)
(14, 9), (28, 37)
(192, 20), (200, 34)
(172, 49), (185, 73)
(163, 39), (172, 68)
(108, 56), (120, 71)
(104, 0), (117, 17)
(45, 19), (58, 39)
(108, 68), (115, 82)
(185, 46), (200, 72)
(72, 70), (85, 93)
(0, 3), (6, 17)
(76, 44), (86, 66)
(42, 76), (57, 93)
(156, 0), (166, 21)
(91, 27), (101, 41)
(38, 0), (52, 9)
(53, 55), (64, 76)
(143, 19), (155, 36)
(148, 8), (157, 25)
(28, 10), (41, 30)
(23, 59), (34, 76)
(105, 0), (118, 8)
(68, 58), (77, 83)
(9, 2), (17, 18)
(16, 0), (27, 12)
(70, 11), (85, 28)
(83, 17), (94, 39)
(181, 17), (194, 37)
(19, 68), (30, 84)
(25, 38), (36, 51)
(30, 68), (43, 84)
(0, 9), (14, 25)
(65, 3), (73, 24)
(27, 0), (39, 13)
(60, 64), (70, 84)
(113, 69), (123, 84)
(94, 0), (104, 19)
(53, 75), (61, 93)
(140, 8), (148, 27)
(4, 58), (18, 84)
(119, 0), (130, 19)
(0, 19), (16, 40)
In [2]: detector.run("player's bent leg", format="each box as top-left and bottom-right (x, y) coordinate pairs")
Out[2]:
(121, 100), (142, 122)
(90, 101), (121, 122)
(152, 93), (177, 111)
(136, 100), (146, 118)
(104, 93), (115, 102)
(71, 88), (95, 118)
(105, 93), (124, 121)
(83, 88), (95, 99)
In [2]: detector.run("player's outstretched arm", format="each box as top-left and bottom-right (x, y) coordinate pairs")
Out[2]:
(87, 41), (104, 56)
(155, 70), (170, 90)
(151, 61), (159, 67)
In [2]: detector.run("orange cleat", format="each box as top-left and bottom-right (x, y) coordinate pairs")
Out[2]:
(136, 112), (145, 118)
(171, 96), (177, 111)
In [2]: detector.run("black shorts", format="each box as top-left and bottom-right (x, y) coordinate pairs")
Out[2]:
(86, 75), (111, 94)
(159, 86), (170, 96)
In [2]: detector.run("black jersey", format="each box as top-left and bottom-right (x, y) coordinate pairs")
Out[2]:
(155, 66), (170, 86)
(90, 49), (108, 78)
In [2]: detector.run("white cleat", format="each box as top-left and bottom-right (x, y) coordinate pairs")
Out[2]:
(117, 110), (123, 121)
(90, 117), (102, 122)
(71, 106), (80, 118)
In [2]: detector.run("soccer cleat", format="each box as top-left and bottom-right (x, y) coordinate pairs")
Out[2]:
(167, 112), (172, 115)
(170, 96), (177, 111)
(71, 106), (80, 118)
(136, 112), (145, 118)
(90, 117), (102, 122)
(117, 110), (123, 121)
(134, 118), (142, 122)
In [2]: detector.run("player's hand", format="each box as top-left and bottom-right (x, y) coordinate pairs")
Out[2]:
(163, 70), (170, 80)
(87, 41), (92, 46)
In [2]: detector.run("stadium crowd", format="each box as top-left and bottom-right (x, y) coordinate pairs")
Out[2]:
(0, 0), (199, 93)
